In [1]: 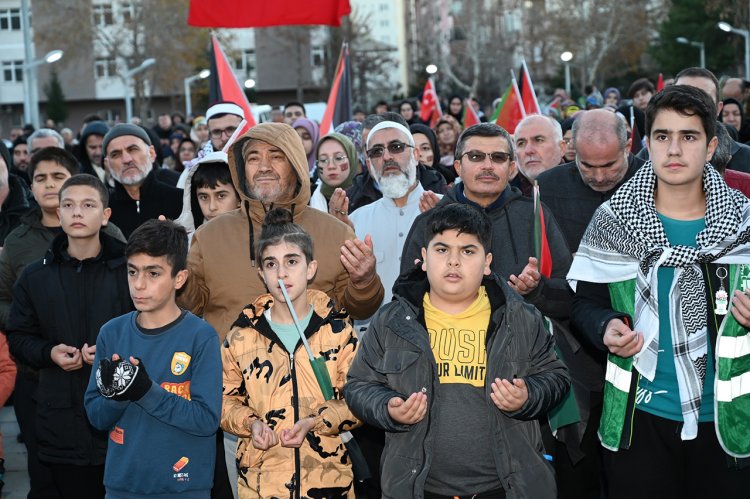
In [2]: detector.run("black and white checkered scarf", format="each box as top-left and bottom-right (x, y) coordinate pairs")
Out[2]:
(569, 161), (750, 440)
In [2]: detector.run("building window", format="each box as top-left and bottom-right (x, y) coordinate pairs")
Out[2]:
(310, 45), (325, 67)
(235, 49), (257, 78)
(379, 3), (388, 11)
(121, 2), (135, 23)
(0, 9), (21, 31)
(2, 61), (23, 83)
(95, 57), (118, 78)
(379, 19), (388, 27)
(92, 4), (114, 26)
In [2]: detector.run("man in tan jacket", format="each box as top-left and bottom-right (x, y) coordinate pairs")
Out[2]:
(178, 122), (383, 339)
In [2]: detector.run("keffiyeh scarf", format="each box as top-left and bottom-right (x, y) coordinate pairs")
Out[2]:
(568, 161), (750, 440)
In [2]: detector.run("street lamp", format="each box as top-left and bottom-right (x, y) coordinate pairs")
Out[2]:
(718, 21), (750, 80)
(425, 64), (438, 75)
(244, 78), (256, 89)
(183, 69), (210, 117)
(560, 51), (573, 97)
(676, 37), (706, 68)
(124, 58), (156, 123)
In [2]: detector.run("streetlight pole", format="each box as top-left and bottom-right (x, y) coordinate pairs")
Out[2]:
(183, 69), (210, 118)
(676, 37), (706, 68)
(718, 22), (750, 81)
(560, 52), (573, 97)
(123, 58), (156, 123)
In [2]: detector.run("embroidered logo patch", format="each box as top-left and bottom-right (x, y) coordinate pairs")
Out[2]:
(171, 352), (191, 375)
(110, 426), (124, 445)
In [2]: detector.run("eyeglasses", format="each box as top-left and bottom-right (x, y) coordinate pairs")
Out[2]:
(316, 154), (349, 168)
(461, 151), (512, 164)
(209, 126), (238, 139)
(366, 141), (414, 159)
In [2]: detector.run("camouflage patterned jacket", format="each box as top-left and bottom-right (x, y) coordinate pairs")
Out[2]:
(221, 289), (361, 498)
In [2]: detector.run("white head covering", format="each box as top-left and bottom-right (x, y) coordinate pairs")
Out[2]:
(366, 121), (415, 149)
(206, 102), (244, 120)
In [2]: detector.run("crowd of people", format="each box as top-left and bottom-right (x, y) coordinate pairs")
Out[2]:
(0, 65), (749, 499)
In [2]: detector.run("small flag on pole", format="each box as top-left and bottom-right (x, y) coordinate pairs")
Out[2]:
(319, 44), (352, 135)
(208, 35), (256, 137)
(493, 79), (526, 134)
(518, 60), (541, 116)
(533, 180), (552, 278)
(462, 98), (481, 129)
(420, 78), (443, 128)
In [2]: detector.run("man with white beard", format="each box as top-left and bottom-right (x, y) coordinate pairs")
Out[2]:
(341, 121), (424, 309)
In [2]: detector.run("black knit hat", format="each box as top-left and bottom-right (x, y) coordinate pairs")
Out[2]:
(102, 124), (152, 156)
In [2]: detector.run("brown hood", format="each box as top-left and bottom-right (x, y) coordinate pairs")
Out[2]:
(227, 122), (311, 221)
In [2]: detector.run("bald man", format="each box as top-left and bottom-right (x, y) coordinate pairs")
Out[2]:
(722, 77), (749, 103)
(535, 109), (645, 499)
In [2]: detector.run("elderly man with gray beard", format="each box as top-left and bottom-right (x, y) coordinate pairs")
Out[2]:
(334, 121), (426, 308)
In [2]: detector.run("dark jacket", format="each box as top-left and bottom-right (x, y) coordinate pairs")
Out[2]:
(109, 169), (182, 238)
(409, 124), (458, 185)
(344, 268), (570, 499)
(74, 120), (108, 177)
(536, 154), (644, 253)
(0, 174), (33, 246)
(346, 164), (447, 213)
(400, 184), (574, 320)
(7, 231), (133, 465)
(0, 206), (125, 329)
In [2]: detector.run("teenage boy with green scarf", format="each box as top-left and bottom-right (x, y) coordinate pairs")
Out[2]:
(569, 84), (750, 497)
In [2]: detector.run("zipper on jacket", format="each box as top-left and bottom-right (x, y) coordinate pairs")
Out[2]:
(288, 351), (301, 499)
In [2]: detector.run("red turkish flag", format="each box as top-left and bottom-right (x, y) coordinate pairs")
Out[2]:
(189, 0), (351, 28)
(419, 78), (442, 128)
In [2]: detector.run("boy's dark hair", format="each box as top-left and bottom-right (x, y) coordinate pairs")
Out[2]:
(125, 219), (188, 277)
(284, 101), (306, 115)
(645, 85), (717, 141)
(29, 147), (80, 179)
(59, 174), (109, 207)
(258, 208), (314, 265)
(675, 67), (720, 102)
(423, 203), (492, 253)
(455, 122), (514, 160)
(627, 78), (655, 98)
(190, 162), (238, 227)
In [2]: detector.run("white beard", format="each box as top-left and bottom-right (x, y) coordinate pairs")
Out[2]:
(376, 163), (417, 199)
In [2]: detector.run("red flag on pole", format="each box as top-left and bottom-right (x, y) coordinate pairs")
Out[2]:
(656, 73), (665, 91)
(533, 180), (553, 278)
(462, 99), (481, 129)
(518, 60), (541, 115)
(189, 0), (351, 28)
(319, 44), (352, 136)
(420, 78), (442, 127)
(208, 35), (256, 135)
(494, 79), (526, 134)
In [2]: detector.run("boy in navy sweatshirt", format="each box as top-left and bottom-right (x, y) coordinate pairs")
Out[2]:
(84, 219), (222, 499)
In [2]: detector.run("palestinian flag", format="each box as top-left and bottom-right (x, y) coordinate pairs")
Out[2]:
(319, 44), (352, 135)
(656, 73), (665, 91)
(533, 180), (552, 278)
(419, 78), (442, 127)
(518, 60), (541, 115)
(208, 34), (256, 137)
(462, 98), (481, 129)
(493, 79), (526, 134)
(189, 0), (351, 27)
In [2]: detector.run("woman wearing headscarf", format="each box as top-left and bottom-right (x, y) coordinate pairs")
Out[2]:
(447, 95), (463, 122)
(410, 123), (455, 187)
(434, 115), (462, 170)
(309, 133), (358, 213)
(720, 97), (750, 143)
(292, 117), (320, 179)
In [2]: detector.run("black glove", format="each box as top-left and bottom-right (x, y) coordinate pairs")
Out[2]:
(96, 357), (124, 398)
(111, 358), (152, 401)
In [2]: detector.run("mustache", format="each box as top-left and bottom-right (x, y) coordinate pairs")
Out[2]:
(474, 171), (500, 180)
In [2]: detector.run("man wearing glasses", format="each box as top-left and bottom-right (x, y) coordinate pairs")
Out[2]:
(337, 121), (427, 307)
(401, 122), (573, 320)
(206, 101), (244, 152)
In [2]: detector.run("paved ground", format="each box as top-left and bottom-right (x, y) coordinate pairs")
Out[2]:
(0, 406), (29, 499)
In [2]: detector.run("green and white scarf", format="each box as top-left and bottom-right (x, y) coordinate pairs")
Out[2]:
(568, 162), (750, 440)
